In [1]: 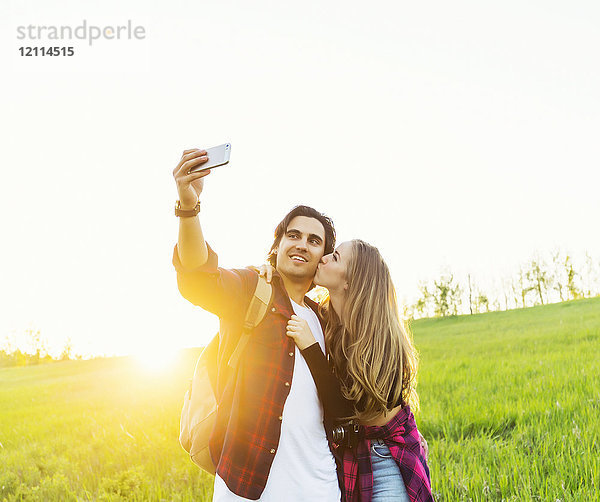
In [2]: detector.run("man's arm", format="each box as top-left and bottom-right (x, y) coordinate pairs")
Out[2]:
(172, 243), (256, 319)
(172, 147), (256, 320)
(177, 213), (208, 269)
(173, 148), (211, 269)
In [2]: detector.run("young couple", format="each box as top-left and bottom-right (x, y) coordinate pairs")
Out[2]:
(172, 148), (434, 502)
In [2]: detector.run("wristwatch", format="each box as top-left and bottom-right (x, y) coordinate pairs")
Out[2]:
(175, 200), (200, 217)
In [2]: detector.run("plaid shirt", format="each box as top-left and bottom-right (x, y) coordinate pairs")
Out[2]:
(173, 243), (327, 500)
(342, 406), (434, 502)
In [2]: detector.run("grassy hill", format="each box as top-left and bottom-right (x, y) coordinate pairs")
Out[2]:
(416, 297), (600, 500)
(1, 298), (598, 501)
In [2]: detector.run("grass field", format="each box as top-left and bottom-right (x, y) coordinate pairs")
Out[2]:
(1, 297), (599, 501)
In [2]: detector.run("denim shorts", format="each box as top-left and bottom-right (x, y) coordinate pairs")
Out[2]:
(370, 440), (410, 502)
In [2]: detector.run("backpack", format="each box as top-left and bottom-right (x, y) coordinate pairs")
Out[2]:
(179, 275), (273, 475)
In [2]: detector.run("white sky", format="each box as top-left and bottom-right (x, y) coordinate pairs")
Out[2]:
(1, 0), (599, 357)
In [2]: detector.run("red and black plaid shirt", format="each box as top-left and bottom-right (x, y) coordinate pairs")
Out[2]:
(173, 243), (324, 500)
(342, 406), (434, 502)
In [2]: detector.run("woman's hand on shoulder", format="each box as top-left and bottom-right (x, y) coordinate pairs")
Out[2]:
(249, 263), (275, 282)
(286, 315), (317, 350)
(256, 263), (275, 283)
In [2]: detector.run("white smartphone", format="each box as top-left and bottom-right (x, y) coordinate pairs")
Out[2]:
(189, 143), (231, 172)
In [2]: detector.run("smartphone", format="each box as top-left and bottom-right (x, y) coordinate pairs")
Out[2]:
(189, 143), (231, 172)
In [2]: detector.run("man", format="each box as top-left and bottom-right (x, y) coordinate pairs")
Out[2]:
(172, 148), (341, 501)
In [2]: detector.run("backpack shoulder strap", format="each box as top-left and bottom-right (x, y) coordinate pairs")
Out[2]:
(227, 275), (273, 369)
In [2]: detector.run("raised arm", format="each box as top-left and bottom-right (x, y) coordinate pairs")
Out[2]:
(172, 148), (255, 320)
(173, 148), (211, 269)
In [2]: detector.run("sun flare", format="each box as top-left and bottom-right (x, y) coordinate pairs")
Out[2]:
(134, 346), (179, 371)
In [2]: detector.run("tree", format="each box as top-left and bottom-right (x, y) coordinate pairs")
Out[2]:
(467, 274), (474, 315)
(500, 278), (511, 310)
(26, 329), (45, 365)
(551, 250), (582, 301)
(525, 257), (549, 305)
(0, 330), (58, 367)
(432, 273), (462, 317)
(412, 281), (433, 318)
(60, 338), (73, 361)
(582, 253), (599, 298)
(551, 250), (567, 302)
(514, 267), (532, 308)
(509, 278), (520, 309)
(564, 254), (581, 300)
(474, 291), (489, 313)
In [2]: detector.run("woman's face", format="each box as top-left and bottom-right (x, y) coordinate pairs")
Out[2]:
(313, 241), (352, 292)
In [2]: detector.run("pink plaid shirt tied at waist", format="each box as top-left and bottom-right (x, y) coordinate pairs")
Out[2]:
(342, 405), (434, 502)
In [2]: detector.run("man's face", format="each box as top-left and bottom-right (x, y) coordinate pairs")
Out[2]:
(275, 216), (326, 282)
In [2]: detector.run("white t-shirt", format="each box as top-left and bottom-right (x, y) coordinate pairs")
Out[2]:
(212, 300), (341, 502)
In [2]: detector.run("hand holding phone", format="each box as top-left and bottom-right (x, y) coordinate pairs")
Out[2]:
(188, 143), (231, 173)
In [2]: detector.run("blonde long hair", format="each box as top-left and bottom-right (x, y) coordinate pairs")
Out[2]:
(322, 239), (419, 423)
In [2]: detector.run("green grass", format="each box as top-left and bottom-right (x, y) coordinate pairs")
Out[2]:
(1, 298), (599, 500)
(414, 297), (600, 501)
(0, 353), (212, 501)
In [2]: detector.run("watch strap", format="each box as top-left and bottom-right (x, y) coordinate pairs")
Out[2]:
(175, 200), (201, 217)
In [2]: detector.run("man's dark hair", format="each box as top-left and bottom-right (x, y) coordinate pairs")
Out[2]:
(267, 205), (336, 267)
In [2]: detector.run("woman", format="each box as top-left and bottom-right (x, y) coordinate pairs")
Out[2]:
(262, 239), (433, 502)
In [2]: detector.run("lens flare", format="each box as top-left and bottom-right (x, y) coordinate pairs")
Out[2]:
(134, 346), (178, 371)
